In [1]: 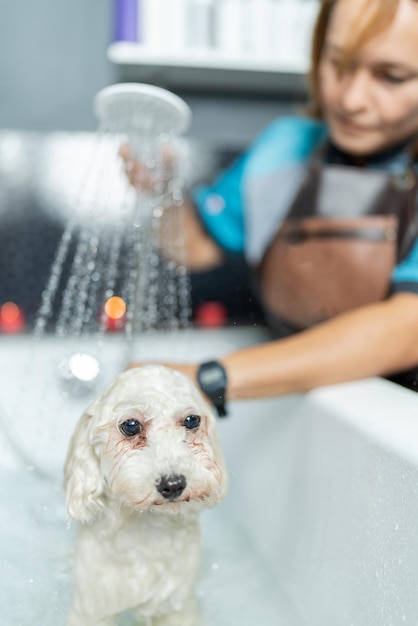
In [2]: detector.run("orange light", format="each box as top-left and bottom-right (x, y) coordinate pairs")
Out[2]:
(104, 296), (126, 320)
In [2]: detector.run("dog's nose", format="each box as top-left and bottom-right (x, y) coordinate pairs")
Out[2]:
(156, 474), (187, 501)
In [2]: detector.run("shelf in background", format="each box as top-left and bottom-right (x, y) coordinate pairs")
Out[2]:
(107, 43), (310, 95)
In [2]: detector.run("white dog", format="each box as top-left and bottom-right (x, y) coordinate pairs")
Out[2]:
(64, 364), (227, 626)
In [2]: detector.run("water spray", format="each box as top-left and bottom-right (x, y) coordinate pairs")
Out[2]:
(54, 83), (192, 395)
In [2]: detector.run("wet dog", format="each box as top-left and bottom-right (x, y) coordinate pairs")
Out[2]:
(64, 365), (227, 626)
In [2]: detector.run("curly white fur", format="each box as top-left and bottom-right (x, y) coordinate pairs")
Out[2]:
(64, 365), (227, 626)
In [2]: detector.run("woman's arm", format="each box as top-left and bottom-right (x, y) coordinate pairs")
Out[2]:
(223, 292), (418, 400)
(163, 198), (224, 271)
(132, 292), (418, 401)
(120, 143), (223, 271)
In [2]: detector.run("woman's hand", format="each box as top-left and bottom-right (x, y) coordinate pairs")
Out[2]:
(119, 143), (175, 194)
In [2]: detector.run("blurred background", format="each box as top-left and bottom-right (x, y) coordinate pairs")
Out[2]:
(0, 0), (318, 332)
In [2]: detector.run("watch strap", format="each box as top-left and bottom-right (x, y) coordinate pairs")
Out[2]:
(197, 360), (228, 417)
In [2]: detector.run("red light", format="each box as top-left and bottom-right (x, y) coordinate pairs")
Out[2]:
(0, 302), (25, 334)
(194, 302), (227, 328)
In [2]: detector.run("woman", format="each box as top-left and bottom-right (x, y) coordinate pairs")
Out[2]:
(125, 0), (418, 414)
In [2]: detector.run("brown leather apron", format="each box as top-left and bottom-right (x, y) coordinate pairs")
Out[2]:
(258, 143), (418, 332)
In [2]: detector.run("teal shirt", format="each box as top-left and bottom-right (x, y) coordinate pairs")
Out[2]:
(192, 115), (418, 293)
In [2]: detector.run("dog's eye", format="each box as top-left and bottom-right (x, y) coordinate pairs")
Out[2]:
(183, 414), (201, 430)
(119, 419), (142, 437)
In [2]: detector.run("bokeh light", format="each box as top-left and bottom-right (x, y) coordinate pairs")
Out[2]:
(103, 296), (127, 332)
(104, 296), (126, 320)
(0, 301), (25, 333)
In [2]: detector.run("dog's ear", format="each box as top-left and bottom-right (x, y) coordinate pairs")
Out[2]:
(63, 398), (106, 524)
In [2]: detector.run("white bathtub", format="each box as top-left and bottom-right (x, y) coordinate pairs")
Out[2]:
(1, 327), (418, 626)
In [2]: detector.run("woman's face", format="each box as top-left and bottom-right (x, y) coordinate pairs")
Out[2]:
(319, 0), (418, 155)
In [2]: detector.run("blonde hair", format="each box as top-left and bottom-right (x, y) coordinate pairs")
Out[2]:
(308, 0), (399, 118)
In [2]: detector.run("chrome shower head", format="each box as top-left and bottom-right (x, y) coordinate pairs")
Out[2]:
(94, 82), (192, 136)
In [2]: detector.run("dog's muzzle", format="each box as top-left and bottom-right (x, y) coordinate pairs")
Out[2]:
(156, 474), (187, 501)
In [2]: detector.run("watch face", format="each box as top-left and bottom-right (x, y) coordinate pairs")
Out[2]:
(199, 367), (224, 388)
(198, 361), (227, 394)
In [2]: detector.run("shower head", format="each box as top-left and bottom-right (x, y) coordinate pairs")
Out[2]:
(94, 83), (192, 136)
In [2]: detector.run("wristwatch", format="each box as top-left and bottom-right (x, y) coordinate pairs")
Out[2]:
(197, 360), (228, 417)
